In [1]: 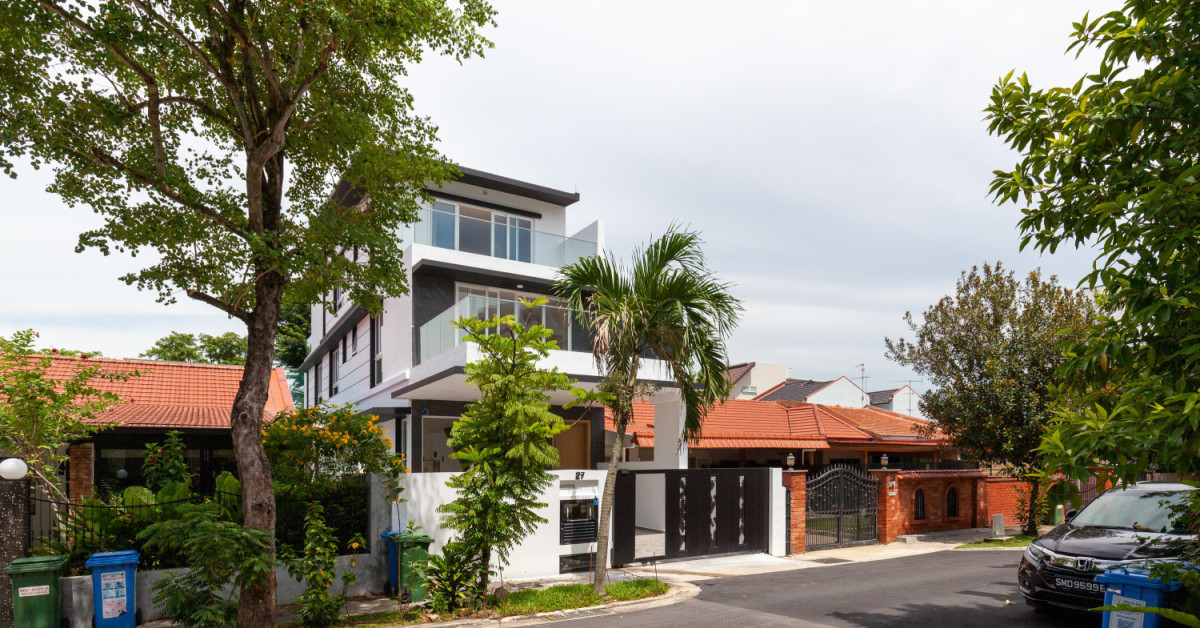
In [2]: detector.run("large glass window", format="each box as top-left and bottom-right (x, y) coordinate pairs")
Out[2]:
(431, 201), (456, 249)
(370, 315), (383, 387)
(458, 206), (492, 255)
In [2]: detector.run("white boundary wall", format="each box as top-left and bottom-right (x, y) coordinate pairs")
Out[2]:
(396, 469), (611, 581)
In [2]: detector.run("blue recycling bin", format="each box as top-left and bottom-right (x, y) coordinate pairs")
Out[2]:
(84, 550), (140, 628)
(381, 531), (400, 596)
(1095, 567), (1181, 628)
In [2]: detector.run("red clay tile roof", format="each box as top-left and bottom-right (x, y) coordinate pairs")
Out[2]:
(36, 356), (293, 429)
(604, 402), (655, 441)
(615, 398), (943, 450)
(819, 405), (943, 441)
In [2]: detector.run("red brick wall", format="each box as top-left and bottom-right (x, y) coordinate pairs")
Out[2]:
(67, 443), (94, 502)
(984, 477), (1029, 529)
(872, 470), (988, 541)
(782, 471), (806, 554)
(873, 470), (901, 543)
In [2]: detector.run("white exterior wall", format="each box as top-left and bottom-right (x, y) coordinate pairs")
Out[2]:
(807, 377), (869, 407)
(768, 467), (786, 556)
(885, 387), (926, 419)
(634, 473), (666, 531)
(397, 469), (611, 581)
(732, 364), (791, 399)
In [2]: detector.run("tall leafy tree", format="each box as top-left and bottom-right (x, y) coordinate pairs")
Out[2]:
(439, 298), (600, 598)
(142, 331), (246, 364)
(141, 332), (205, 363)
(0, 330), (129, 501)
(0, 2), (494, 624)
(885, 263), (1096, 535)
(985, 1), (1200, 486)
(556, 228), (742, 593)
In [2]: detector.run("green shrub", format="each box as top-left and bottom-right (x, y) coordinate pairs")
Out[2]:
(143, 430), (190, 491)
(139, 502), (274, 628)
(283, 503), (362, 627)
(425, 542), (486, 614)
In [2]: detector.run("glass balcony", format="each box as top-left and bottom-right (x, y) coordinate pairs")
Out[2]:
(416, 295), (593, 365)
(398, 205), (598, 268)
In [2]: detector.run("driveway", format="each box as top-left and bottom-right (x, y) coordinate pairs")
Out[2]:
(568, 549), (1099, 627)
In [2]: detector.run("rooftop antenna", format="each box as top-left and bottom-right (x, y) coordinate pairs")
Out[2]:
(892, 379), (925, 417)
(855, 363), (868, 406)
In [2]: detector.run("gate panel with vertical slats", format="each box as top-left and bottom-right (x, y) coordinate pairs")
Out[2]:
(806, 466), (878, 551)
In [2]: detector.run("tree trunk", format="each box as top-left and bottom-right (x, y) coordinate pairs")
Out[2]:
(591, 421), (626, 595)
(1024, 480), (1041, 537)
(233, 271), (284, 628)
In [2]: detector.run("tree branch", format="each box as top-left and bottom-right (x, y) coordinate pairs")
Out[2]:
(120, 0), (256, 147)
(208, 0), (285, 104)
(128, 96), (237, 134)
(186, 288), (250, 323)
(34, 0), (166, 176)
(79, 145), (252, 241)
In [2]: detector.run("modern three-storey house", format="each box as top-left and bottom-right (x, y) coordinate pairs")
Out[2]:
(299, 168), (678, 476)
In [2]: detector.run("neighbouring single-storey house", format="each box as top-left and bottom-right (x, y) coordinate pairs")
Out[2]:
(607, 398), (951, 470)
(39, 356), (294, 499)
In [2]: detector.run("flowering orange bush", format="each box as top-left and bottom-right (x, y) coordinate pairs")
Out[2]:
(263, 404), (407, 490)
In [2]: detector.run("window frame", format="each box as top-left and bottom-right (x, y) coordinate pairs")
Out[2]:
(914, 489), (926, 520)
(946, 487), (959, 518)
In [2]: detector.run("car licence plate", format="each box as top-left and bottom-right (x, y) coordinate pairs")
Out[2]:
(1053, 577), (1106, 594)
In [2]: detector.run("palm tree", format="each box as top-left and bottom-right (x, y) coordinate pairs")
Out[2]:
(556, 227), (742, 593)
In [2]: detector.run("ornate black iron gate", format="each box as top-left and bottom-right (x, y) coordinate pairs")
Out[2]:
(613, 468), (770, 565)
(805, 466), (878, 551)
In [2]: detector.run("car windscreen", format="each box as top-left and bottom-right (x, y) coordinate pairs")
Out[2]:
(1072, 490), (1191, 533)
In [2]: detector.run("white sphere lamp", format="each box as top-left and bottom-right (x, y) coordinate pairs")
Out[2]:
(0, 458), (29, 481)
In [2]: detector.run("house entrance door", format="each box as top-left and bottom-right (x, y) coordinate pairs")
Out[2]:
(612, 468), (770, 566)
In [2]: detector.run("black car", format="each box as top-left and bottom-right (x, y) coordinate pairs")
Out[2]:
(1018, 482), (1195, 612)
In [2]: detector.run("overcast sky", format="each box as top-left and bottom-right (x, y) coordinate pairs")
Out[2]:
(0, 1), (1119, 394)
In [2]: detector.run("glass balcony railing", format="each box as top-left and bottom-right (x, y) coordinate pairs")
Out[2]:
(397, 206), (598, 268)
(416, 295), (593, 365)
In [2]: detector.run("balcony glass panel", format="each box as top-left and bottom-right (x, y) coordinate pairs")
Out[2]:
(399, 206), (598, 268)
(416, 295), (591, 365)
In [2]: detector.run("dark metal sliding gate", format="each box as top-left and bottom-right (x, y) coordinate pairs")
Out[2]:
(806, 466), (878, 551)
(613, 468), (770, 565)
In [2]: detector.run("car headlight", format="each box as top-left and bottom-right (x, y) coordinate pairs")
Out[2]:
(1025, 542), (1046, 562)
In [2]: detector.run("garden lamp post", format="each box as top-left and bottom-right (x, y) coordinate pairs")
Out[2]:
(786, 453), (795, 470)
(0, 457), (29, 480)
(880, 453), (889, 469)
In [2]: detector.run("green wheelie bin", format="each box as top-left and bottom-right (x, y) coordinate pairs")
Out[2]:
(397, 533), (433, 604)
(4, 554), (68, 628)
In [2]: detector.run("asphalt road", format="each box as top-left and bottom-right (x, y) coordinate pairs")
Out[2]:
(569, 549), (1101, 628)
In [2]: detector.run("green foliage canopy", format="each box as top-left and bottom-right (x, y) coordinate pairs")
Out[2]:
(985, 1), (1200, 484)
(885, 263), (1096, 469)
(141, 331), (247, 365)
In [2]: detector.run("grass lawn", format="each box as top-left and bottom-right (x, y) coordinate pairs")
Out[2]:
(493, 579), (670, 616)
(956, 535), (1037, 549)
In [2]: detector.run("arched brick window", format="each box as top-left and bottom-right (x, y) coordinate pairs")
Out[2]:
(914, 489), (926, 520)
(946, 487), (959, 518)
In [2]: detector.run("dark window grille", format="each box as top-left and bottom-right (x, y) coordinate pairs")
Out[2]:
(914, 489), (926, 520)
(946, 487), (959, 518)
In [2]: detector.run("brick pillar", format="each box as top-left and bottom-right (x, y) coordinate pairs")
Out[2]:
(973, 477), (989, 528)
(0, 479), (30, 628)
(67, 443), (94, 502)
(872, 470), (900, 544)
(782, 470), (806, 554)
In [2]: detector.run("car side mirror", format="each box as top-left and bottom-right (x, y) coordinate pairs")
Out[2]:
(1065, 509), (1077, 522)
